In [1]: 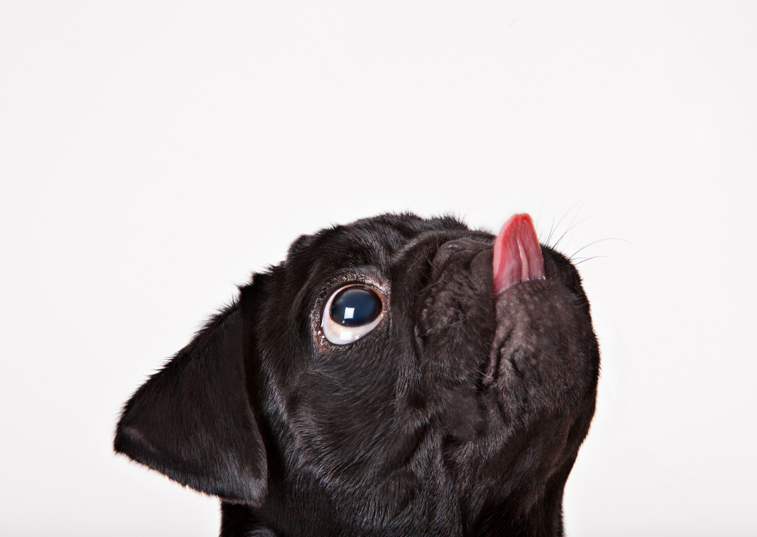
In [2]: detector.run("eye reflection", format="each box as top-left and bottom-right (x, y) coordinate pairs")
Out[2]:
(322, 285), (384, 345)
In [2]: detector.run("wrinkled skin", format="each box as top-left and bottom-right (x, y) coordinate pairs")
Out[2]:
(115, 214), (599, 537)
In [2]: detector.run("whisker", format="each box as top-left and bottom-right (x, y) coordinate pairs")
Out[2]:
(568, 237), (633, 260)
(573, 255), (607, 266)
(545, 214), (557, 245)
(546, 197), (589, 248)
(551, 216), (591, 251)
(415, 278), (445, 298)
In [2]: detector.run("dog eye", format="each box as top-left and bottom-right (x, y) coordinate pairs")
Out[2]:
(322, 285), (384, 345)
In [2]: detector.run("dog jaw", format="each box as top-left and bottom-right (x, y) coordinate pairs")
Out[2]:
(408, 225), (598, 528)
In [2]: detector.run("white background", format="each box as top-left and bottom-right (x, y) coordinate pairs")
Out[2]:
(1, 2), (755, 536)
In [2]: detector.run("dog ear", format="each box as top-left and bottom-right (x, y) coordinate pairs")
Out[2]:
(114, 303), (267, 504)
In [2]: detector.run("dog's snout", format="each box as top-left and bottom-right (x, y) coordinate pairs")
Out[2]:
(418, 237), (494, 331)
(414, 236), (496, 385)
(431, 237), (490, 271)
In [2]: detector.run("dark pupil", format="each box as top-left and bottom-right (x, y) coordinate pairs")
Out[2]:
(330, 287), (381, 327)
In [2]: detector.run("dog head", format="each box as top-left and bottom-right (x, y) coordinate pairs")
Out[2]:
(115, 213), (599, 536)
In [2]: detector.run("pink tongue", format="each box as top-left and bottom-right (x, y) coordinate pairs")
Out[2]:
(493, 213), (545, 296)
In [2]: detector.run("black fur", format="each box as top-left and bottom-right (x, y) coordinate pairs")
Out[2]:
(115, 213), (599, 536)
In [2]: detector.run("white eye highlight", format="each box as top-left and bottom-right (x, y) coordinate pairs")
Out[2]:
(322, 285), (384, 345)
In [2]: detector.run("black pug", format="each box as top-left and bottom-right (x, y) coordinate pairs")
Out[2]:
(115, 213), (599, 537)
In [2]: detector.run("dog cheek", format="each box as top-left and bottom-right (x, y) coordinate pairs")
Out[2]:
(486, 280), (597, 422)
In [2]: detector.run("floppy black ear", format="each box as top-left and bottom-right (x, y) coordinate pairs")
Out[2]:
(114, 303), (267, 504)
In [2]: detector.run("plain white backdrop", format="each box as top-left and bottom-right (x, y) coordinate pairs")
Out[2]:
(1, 2), (755, 536)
